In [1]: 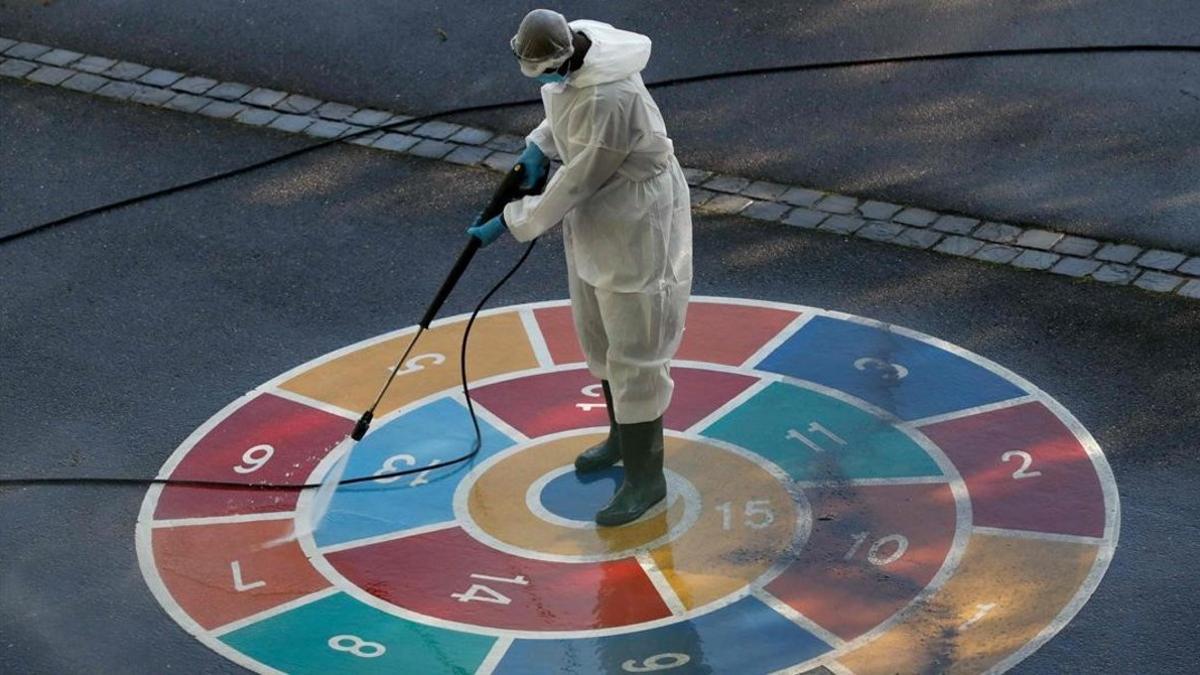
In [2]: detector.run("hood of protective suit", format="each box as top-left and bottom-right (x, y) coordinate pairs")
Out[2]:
(565, 20), (651, 89)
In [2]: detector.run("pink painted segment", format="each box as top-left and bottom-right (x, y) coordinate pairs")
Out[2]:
(325, 526), (672, 631)
(155, 394), (352, 520)
(469, 367), (758, 436)
(533, 301), (802, 367)
(765, 483), (957, 641)
(920, 402), (1106, 537)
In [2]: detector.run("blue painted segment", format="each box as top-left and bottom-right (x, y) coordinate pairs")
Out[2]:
(755, 316), (1026, 420)
(703, 382), (942, 481)
(494, 596), (831, 674)
(540, 466), (623, 521)
(221, 592), (493, 674)
(314, 397), (515, 547)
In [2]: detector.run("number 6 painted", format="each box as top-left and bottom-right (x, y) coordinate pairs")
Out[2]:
(1001, 450), (1042, 479)
(622, 653), (691, 672)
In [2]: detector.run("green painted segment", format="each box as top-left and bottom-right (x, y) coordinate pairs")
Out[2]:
(221, 592), (494, 674)
(703, 382), (942, 481)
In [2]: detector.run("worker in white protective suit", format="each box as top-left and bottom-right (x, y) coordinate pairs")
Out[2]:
(468, 9), (692, 526)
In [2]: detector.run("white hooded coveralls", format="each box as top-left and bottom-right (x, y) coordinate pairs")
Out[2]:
(503, 20), (693, 424)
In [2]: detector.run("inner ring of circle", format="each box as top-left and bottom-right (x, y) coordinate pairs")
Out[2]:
(525, 464), (700, 532)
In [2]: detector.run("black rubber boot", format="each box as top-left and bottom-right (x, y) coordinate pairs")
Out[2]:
(595, 416), (667, 527)
(574, 380), (621, 474)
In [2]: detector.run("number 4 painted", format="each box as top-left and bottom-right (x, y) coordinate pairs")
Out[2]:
(451, 573), (529, 605)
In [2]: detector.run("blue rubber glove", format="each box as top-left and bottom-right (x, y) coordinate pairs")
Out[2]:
(466, 214), (507, 247)
(517, 142), (549, 190)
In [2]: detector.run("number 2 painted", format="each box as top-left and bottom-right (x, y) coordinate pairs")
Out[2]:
(1001, 450), (1042, 479)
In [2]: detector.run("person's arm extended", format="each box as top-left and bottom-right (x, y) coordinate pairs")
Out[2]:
(527, 118), (560, 160)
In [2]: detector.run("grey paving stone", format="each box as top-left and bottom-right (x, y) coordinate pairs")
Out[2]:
(974, 221), (1022, 243)
(931, 215), (980, 235)
(486, 133), (528, 153)
(386, 114), (416, 127)
(1011, 250), (1061, 270)
(6, 43), (51, 60)
(483, 151), (519, 172)
(1094, 243), (1142, 263)
(1053, 235), (1101, 257)
(273, 93), (321, 113)
(408, 139), (456, 159)
(130, 86), (177, 106)
(704, 194), (753, 215)
(1050, 257), (1102, 278)
(413, 120), (462, 140)
(741, 181), (790, 201)
(172, 76), (219, 94)
(1016, 229), (1064, 250)
(444, 145), (492, 166)
(783, 207), (829, 229)
(104, 61), (150, 81)
(1177, 257), (1200, 277)
(206, 82), (253, 101)
(1091, 263), (1139, 285)
(268, 113), (314, 133)
(346, 130), (385, 147)
(73, 55), (117, 73)
(95, 80), (140, 101)
(0, 59), (37, 78)
(857, 201), (903, 220)
(933, 235), (984, 257)
(855, 221), (905, 242)
(448, 126), (495, 146)
(60, 73), (109, 93)
(0, 38), (16, 53)
(893, 208), (939, 227)
(814, 194), (859, 214)
(703, 175), (752, 194)
(893, 227), (943, 249)
(36, 49), (83, 67)
(779, 187), (824, 207)
(1136, 249), (1187, 271)
(681, 167), (713, 187)
(1178, 280), (1200, 299)
(315, 101), (358, 121)
(1133, 271), (1185, 293)
(137, 68), (184, 87)
(819, 215), (866, 235)
(741, 201), (790, 221)
(234, 107), (280, 126)
(26, 66), (74, 86)
(241, 87), (288, 107)
(373, 133), (420, 153)
(346, 108), (394, 128)
(689, 188), (716, 208)
(973, 244), (1022, 264)
(164, 93), (212, 113)
(198, 100), (247, 120)
(304, 120), (351, 138)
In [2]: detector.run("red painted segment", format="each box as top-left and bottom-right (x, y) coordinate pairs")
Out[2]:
(765, 483), (957, 641)
(470, 367), (758, 436)
(920, 402), (1106, 537)
(534, 302), (802, 366)
(325, 526), (671, 631)
(152, 519), (331, 630)
(155, 394), (352, 519)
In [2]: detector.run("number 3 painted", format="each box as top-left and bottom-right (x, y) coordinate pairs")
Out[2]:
(622, 653), (691, 672)
(1001, 450), (1042, 479)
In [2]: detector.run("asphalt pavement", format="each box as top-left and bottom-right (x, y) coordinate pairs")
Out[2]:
(1, 77), (1199, 673)
(1, 1), (1198, 250)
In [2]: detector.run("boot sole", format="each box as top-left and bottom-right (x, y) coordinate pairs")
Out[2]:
(594, 490), (666, 527)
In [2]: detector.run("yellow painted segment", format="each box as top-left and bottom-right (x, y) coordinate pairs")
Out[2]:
(280, 312), (538, 416)
(469, 435), (686, 558)
(651, 440), (797, 609)
(840, 533), (1099, 675)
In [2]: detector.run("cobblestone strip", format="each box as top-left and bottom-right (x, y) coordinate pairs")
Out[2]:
(3, 38), (1198, 301)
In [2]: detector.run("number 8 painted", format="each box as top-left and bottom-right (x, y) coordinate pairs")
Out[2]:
(327, 634), (386, 658)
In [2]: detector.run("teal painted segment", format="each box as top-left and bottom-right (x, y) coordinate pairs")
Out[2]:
(702, 382), (942, 481)
(221, 592), (494, 674)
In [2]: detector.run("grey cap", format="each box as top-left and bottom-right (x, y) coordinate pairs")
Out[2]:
(511, 9), (574, 77)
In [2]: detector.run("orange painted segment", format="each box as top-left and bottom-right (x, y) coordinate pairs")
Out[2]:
(675, 302), (801, 365)
(840, 533), (1099, 674)
(650, 440), (797, 609)
(280, 312), (538, 416)
(151, 519), (331, 631)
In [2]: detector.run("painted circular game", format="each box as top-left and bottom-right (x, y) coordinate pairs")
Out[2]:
(136, 297), (1119, 674)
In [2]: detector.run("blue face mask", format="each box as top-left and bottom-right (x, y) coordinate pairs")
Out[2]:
(536, 72), (565, 85)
